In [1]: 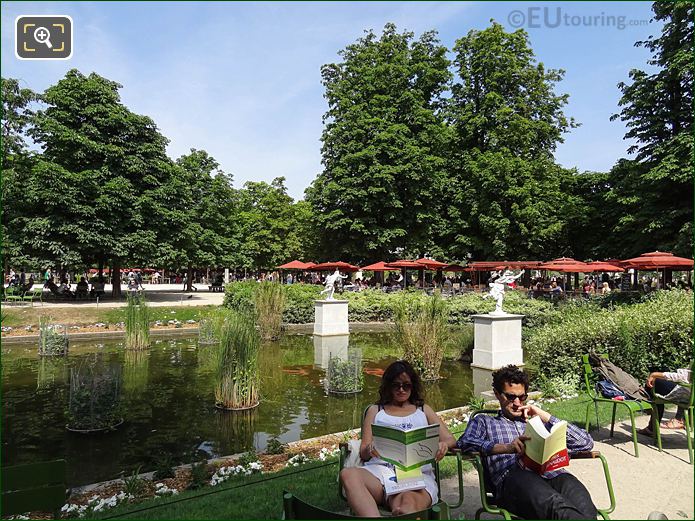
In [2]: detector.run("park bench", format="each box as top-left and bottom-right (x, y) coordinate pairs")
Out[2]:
(1, 459), (67, 518)
(208, 283), (224, 292)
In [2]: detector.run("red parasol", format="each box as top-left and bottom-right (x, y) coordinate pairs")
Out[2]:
(361, 261), (396, 272)
(443, 264), (469, 272)
(277, 260), (311, 270)
(414, 258), (448, 270)
(584, 262), (624, 273)
(538, 257), (590, 273)
(311, 261), (360, 272)
(384, 260), (427, 269)
(620, 251), (694, 270)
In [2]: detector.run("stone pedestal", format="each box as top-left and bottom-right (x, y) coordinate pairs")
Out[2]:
(471, 313), (524, 370)
(313, 300), (349, 336)
(313, 334), (349, 368)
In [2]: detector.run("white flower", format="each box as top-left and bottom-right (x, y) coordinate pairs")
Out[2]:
(286, 453), (310, 467)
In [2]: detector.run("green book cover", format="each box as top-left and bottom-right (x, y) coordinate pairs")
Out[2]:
(372, 423), (439, 471)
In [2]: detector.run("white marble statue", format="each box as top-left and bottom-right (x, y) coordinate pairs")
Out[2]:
(319, 269), (348, 300)
(483, 269), (525, 314)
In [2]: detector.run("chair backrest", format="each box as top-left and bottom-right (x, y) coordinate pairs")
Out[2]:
(581, 353), (608, 399)
(1, 460), (66, 516)
(283, 491), (448, 519)
(467, 409), (500, 496)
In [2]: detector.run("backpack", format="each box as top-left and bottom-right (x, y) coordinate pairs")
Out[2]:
(595, 380), (625, 399)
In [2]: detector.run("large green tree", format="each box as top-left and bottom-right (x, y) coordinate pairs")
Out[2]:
(307, 24), (451, 262)
(1, 78), (38, 280)
(442, 22), (580, 260)
(609, 0), (693, 257)
(26, 70), (175, 295)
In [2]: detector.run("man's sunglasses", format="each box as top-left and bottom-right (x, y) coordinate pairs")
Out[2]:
(501, 392), (528, 402)
(391, 382), (413, 391)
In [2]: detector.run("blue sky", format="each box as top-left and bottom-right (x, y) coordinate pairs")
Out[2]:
(2, 1), (658, 200)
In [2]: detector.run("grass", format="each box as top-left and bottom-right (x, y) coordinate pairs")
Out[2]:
(124, 296), (150, 350)
(2, 305), (218, 329)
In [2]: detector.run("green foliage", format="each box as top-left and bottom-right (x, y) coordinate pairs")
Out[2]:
(307, 23), (451, 261)
(236, 449), (259, 467)
(265, 436), (286, 455)
(215, 311), (261, 410)
(526, 290), (694, 382)
(609, 1), (693, 257)
(326, 352), (364, 394)
(198, 308), (226, 345)
(38, 316), (69, 356)
(125, 295), (150, 350)
(153, 453), (176, 480)
(537, 373), (580, 399)
(394, 292), (450, 380)
(121, 466), (146, 498)
(187, 460), (210, 490)
(253, 282), (286, 341)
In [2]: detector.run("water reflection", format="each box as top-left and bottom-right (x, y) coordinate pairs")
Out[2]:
(472, 366), (494, 397)
(313, 334), (349, 368)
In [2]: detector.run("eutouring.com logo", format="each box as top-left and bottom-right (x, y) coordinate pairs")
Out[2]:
(507, 8), (650, 31)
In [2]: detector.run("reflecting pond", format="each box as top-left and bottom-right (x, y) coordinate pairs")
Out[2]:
(2, 331), (474, 487)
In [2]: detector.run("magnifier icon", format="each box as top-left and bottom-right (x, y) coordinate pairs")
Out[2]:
(33, 26), (53, 49)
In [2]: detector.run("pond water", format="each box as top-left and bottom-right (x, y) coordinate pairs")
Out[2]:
(2, 331), (474, 487)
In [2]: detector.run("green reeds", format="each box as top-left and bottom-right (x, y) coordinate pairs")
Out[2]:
(198, 308), (226, 345)
(215, 311), (261, 410)
(326, 349), (363, 394)
(394, 292), (450, 381)
(125, 295), (150, 350)
(38, 316), (69, 356)
(66, 356), (122, 431)
(253, 282), (286, 341)
(123, 349), (150, 395)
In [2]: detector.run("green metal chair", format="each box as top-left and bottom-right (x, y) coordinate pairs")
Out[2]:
(4, 286), (23, 303)
(283, 491), (449, 519)
(464, 409), (616, 520)
(648, 360), (695, 464)
(1, 460), (67, 518)
(581, 353), (652, 457)
(22, 287), (44, 306)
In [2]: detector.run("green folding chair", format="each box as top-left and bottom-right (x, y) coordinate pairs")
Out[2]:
(581, 353), (652, 457)
(4, 286), (23, 303)
(23, 288), (44, 306)
(464, 409), (615, 520)
(2, 460), (67, 518)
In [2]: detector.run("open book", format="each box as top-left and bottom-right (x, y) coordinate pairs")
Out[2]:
(520, 415), (569, 473)
(372, 422), (439, 495)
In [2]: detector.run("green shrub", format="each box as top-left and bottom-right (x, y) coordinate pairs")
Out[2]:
(526, 290), (693, 382)
(326, 351), (364, 393)
(38, 316), (69, 355)
(153, 452), (176, 480)
(187, 460), (210, 490)
(266, 436), (286, 455)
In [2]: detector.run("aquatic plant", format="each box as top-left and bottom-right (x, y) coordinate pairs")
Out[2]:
(66, 356), (122, 431)
(394, 292), (450, 381)
(125, 295), (150, 350)
(325, 350), (363, 394)
(253, 282), (286, 341)
(198, 308), (226, 345)
(214, 312), (260, 410)
(38, 316), (69, 356)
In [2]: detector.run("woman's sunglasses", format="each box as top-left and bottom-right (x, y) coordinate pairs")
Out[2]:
(502, 392), (528, 402)
(391, 382), (413, 391)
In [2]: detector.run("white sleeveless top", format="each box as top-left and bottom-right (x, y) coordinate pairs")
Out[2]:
(366, 405), (434, 474)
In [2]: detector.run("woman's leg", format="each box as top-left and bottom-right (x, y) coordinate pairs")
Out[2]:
(388, 489), (432, 515)
(339, 468), (385, 517)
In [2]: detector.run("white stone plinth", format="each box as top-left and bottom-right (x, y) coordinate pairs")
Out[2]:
(313, 334), (349, 368)
(471, 314), (524, 370)
(314, 300), (349, 336)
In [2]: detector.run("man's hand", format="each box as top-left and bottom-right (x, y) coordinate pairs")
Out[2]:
(506, 436), (530, 454)
(435, 441), (448, 462)
(519, 404), (551, 423)
(646, 373), (657, 388)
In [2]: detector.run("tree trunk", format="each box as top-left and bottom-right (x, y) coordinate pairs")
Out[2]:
(112, 259), (122, 298)
(186, 264), (194, 292)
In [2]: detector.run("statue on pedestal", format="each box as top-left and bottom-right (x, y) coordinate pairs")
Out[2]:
(484, 270), (525, 314)
(319, 269), (347, 300)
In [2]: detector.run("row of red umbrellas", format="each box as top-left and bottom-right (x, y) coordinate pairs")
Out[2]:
(278, 251), (693, 274)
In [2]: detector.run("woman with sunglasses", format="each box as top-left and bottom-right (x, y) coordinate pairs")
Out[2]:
(340, 360), (456, 516)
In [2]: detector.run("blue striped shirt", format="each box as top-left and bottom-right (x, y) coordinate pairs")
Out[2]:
(456, 412), (594, 489)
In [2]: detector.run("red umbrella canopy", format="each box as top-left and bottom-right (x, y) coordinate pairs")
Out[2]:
(311, 261), (360, 272)
(277, 260), (310, 270)
(361, 261), (395, 272)
(467, 261), (509, 271)
(538, 257), (590, 273)
(384, 260), (427, 269)
(443, 263), (468, 272)
(414, 258), (448, 270)
(584, 261), (624, 273)
(621, 251), (694, 270)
